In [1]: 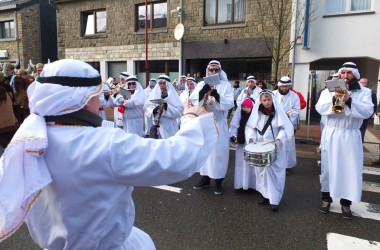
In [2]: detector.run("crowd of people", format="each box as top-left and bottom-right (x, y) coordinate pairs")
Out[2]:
(0, 59), (377, 249)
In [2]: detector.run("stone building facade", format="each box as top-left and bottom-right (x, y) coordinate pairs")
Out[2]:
(55, 0), (292, 86)
(0, 0), (58, 69)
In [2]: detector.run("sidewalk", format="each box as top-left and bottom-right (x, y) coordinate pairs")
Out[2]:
(295, 122), (380, 165)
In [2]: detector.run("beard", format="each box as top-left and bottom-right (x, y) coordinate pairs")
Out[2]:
(279, 88), (290, 95)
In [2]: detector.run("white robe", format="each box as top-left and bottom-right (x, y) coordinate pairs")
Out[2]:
(98, 84), (110, 120)
(229, 106), (256, 190)
(315, 86), (373, 202)
(236, 86), (262, 106)
(144, 87), (154, 136)
(273, 90), (300, 169)
(192, 80), (234, 178)
(245, 103), (294, 205)
(144, 81), (184, 139)
(25, 113), (218, 250)
(113, 82), (147, 136)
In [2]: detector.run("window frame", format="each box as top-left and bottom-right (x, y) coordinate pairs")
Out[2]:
(204, 0), (246, 27)
(135, 1), (168, 32)
(325, 0), (373, 16)
(81, 9), (107, 37)
(0, 19), (16, 40)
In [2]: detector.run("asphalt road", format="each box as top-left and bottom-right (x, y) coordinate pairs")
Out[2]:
(1, 154), (380, 250)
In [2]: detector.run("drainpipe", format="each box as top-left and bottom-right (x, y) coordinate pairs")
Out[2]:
(15, 9), (20, 66)
(179, 0), (183, 76)
(145, 0), (149, 87)
(291, 0), (298, 84)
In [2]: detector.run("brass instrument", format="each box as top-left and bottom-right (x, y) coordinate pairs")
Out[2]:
(332, 91), (346, 114)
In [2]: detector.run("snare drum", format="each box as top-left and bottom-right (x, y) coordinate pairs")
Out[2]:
(244, 141), (277, 167)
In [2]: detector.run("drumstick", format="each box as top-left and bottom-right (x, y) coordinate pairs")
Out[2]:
(260, 140), (275, 146)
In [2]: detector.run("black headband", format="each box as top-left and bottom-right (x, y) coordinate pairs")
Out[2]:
(260, 90), (274, 96)
(38, 76), (102, 87)
(279, 79), (291, 84)
(158, 76), (170, 82)
(341, 63), (357, 69)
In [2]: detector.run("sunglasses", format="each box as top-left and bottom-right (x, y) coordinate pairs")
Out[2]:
(208, 68), (220, 73)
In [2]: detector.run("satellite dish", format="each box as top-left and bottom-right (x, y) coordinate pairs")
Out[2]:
(174, 23), (184, 41)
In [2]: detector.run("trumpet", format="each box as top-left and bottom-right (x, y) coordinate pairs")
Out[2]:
(332, 91), (346, 114)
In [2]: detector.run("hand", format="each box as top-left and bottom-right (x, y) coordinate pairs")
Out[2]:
(153, 105), (162, 115)
(248, 138), (255, 144)
(275, 139), (281, 147)
(183, 101), (208, 117)
(199, 84), (211, 101)
(210, 89), (220, 102)
(230, 136), (237, 143)
(377, 112), (380, 117)
(343, 92), (351, 102)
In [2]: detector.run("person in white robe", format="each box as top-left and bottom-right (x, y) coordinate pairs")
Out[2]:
(273, 76), (300, 174)
(98, 80), (111, 120)
(245, 90), (294, 211)
(316, 62), (373, 219)
(144, 75), (184, 139)
(229, 98), (256, 190)
(0, 59), (218, 249)
(144, 78), (156, 137)
(111, 75), (146, 136)
(192, 60), (234, 195)
(179, 77), (198, 106)
(236, 75), (262, 106)
(111, 72), (130, 128)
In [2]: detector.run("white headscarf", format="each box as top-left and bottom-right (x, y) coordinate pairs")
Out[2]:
(337, 62), (360, 80)
(205, 60), (228, 82)
(0, 59), (102, 242)
(180, 77), (198, 104)
(149, 78), (157, 88)
(126, 75), (146, 106)
(246, 90), (294, 142)
(144, 75), (184, 115)
(119, 72), (130, 81)
(246, 75), (257, 84)
(277, 76), (292, 87)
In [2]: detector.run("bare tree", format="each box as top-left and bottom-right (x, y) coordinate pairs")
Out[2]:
(256, 0), (316, 82)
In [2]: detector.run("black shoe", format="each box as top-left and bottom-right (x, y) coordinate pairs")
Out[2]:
(258, 196), (269, 205)
(341, 206), (353, 220)
(319, 201), (331, 214)
(193, 179), (210, 190)
(270, 204), (279, 211)
(214, 185), (223, 195)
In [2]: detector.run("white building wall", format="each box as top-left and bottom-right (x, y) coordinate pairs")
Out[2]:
(291, 0), (380, 123)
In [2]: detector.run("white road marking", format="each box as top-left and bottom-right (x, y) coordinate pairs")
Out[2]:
(363, 166), (380, 176)
(152, 185), (182, 193)
(330, 198), (380, 221)
(363, 181), (380, 194)
(327, 233), (380, 249)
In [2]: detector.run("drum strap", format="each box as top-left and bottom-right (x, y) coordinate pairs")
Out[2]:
(258, 114), (274, 137)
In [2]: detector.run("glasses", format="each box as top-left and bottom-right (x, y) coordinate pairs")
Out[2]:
(208, 68), (220, 73)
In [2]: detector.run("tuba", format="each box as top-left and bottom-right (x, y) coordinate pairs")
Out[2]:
(331, 88), (346, 114)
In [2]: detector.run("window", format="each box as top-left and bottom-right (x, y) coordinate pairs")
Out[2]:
(86, 62), (100, 73)
(108, 61), (127, 79)
(326, 0), (372, 14)
(136, 2), (167, 31)
(81, 10), (106, 36)
(0, 20), (15, 39)
(136, 60), (178, 86)
(205, 0), (245, 25)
